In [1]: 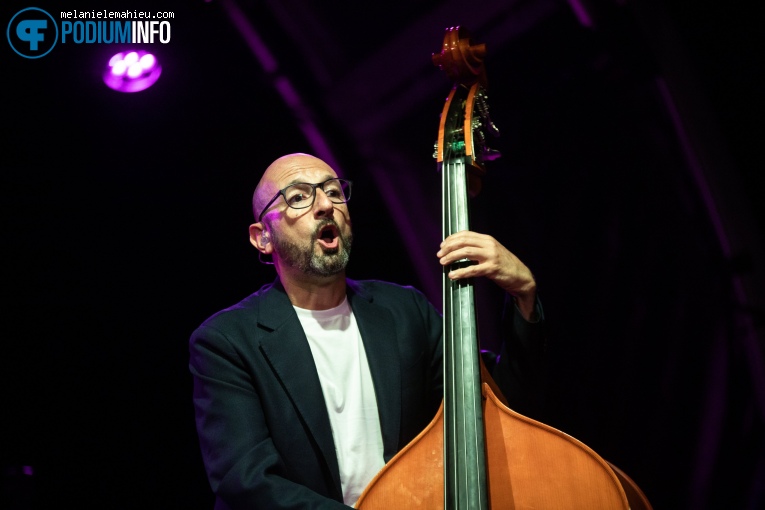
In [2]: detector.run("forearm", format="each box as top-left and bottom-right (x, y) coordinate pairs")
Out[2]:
(490, 294), (546, 419)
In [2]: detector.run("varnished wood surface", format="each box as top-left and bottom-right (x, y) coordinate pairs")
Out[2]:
(356, 383), (631, 509)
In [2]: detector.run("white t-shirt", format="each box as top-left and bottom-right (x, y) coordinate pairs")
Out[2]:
(293, 298), (385, 506)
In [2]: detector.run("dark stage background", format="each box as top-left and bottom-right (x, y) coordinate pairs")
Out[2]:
(3, 0), (764, 509)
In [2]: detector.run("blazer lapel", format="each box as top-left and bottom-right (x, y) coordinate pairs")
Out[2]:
(347, 281), (402, 462)
(255, 281), (342, 497)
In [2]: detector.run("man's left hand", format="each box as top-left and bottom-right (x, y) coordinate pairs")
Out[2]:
(437, 231), (537, 320)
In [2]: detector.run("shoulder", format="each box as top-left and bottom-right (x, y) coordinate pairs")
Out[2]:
(347, 278), (438, 316)
(191, 280), (290, 340)
(348, 278), (427, 301)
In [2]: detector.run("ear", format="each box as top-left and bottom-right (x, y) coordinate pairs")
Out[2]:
(249, 223), (273, 254)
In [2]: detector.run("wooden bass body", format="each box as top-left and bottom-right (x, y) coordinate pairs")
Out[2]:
(356, 382), (629, 509)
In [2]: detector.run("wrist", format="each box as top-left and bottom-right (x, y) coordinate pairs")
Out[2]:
(513, 284), (537, 322)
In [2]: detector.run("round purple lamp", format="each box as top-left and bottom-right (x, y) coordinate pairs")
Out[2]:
(103, 50), (162, 93)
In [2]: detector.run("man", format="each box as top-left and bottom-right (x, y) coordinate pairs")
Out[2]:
(190, 153), (544, 509)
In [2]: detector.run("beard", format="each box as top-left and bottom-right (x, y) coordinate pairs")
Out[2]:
(271, 219), (353, 277)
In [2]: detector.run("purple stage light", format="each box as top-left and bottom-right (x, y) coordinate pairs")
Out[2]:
(103, 50), (162, 93)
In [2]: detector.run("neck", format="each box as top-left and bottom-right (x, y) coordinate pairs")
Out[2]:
(278, 269), (347, 310)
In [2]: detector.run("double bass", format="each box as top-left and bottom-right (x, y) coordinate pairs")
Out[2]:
(356, 27), (652, 509)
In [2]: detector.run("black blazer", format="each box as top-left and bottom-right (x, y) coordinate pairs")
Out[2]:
(190, 278), (544, 510)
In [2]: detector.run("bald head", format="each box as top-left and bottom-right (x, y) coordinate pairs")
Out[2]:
(252, 153), (338, 221)
(248, 153), (353, 283)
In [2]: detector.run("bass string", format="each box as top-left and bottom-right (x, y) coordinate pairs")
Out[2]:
(442, 138), (487, 507)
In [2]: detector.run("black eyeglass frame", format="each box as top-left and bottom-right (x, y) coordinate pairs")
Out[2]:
(257, 177), (352, 222)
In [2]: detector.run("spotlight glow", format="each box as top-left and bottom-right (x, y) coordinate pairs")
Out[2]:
(124, 51), (139, 65)
(139, 54), (155, 69)
(103, 50), (161, 93)
(111, 60), (127, 76)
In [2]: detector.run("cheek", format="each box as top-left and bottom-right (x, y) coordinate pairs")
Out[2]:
(338, 208), (352, 226)
(281, 211), (314, 232)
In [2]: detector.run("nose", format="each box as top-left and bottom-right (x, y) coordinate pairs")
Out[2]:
(312, 187), (334, 218)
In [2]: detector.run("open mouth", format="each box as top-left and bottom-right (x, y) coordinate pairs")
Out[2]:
(316, 224), (340, 249)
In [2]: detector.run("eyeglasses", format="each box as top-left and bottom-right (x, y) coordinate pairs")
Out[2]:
(258, 178), (352, 222)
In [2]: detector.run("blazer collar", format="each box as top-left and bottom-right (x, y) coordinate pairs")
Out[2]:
(255, 279), (342, 498)
(255, 278), (404, 484)
(346, 280), (402, 462)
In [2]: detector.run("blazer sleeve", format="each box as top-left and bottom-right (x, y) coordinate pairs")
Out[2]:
(489, 294), (547, 420)
(189, 323), (351, 510)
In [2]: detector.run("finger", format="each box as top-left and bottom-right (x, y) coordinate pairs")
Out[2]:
(440, 230), (484, 249)
(439, 246), (486, 266)
(438, 235), (493, 260)
(447, 261), (491, 280)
